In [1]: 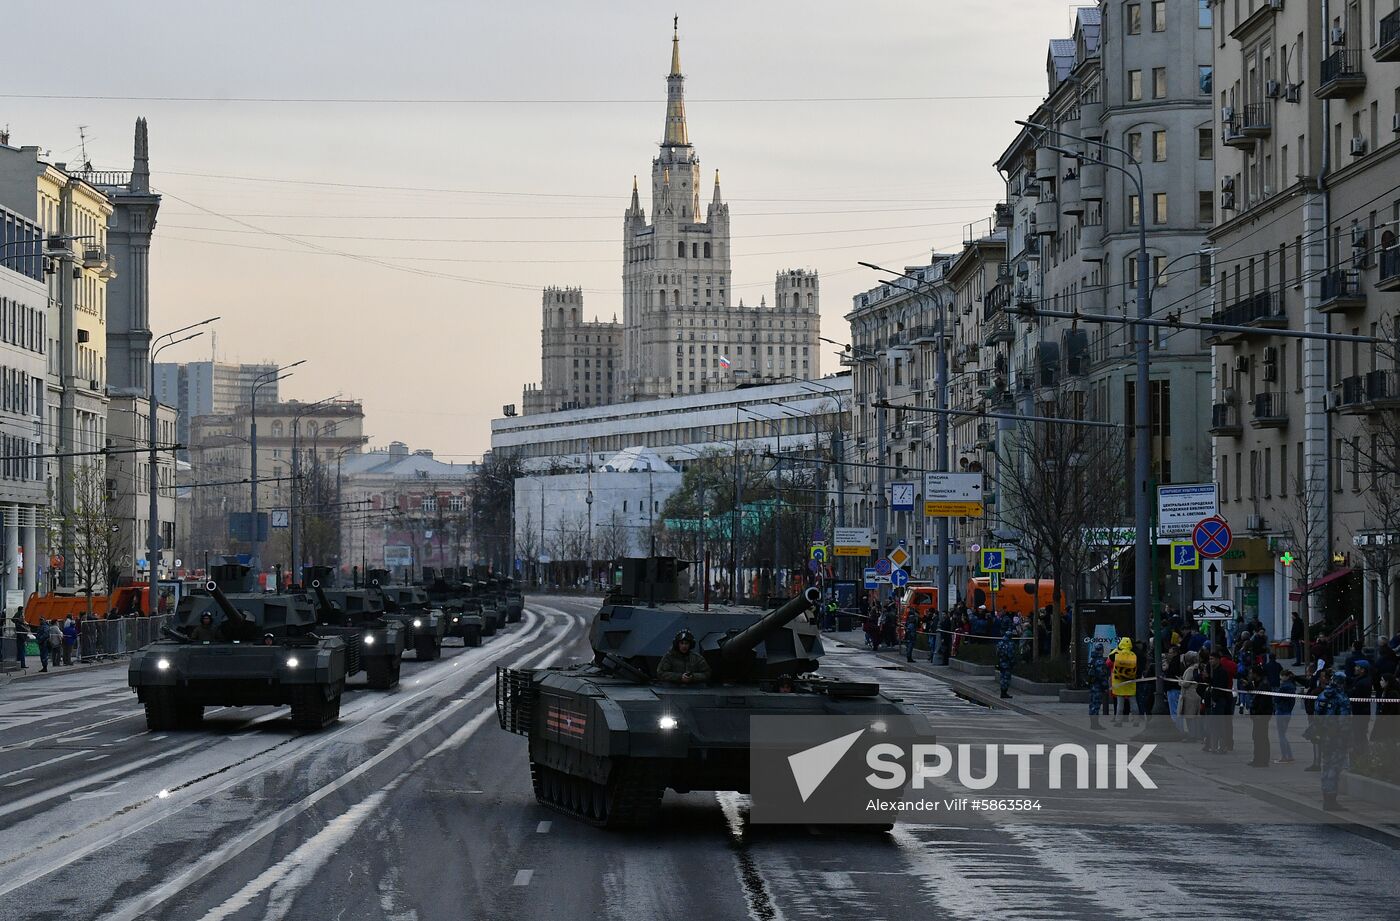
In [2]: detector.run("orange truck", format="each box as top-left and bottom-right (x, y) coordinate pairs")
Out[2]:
(21, 580), (187, 625)
(965, 578), (1064, 616)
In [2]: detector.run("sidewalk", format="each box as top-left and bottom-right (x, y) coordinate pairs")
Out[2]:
(828, 628), (1400, 844)
(1, 655), (128, 684)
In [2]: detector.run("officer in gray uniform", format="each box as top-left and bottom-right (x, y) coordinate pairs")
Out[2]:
(1088, 644), (1109, 730)
(1314, 669), (1352, 811)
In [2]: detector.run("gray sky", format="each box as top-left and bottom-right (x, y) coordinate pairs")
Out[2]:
(1, 0), (1081, 459)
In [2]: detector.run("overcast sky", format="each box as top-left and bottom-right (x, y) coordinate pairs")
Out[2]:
(1, 0), (1084, 459)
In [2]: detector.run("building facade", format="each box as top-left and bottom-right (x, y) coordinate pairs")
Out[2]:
(106, 396), (178, 578)
(520, 22), (821, 412)
(1207, 0), (1400, 638)
(521, 287), (621, 414)
(154, 359), (280, 453)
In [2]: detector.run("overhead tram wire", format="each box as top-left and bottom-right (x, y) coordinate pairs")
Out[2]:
(0, 91), (1043, 104)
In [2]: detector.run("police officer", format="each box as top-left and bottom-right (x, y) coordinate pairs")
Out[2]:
(1088, 643), (1109, 730)
(996, 629), (1017, 699)
(904, 608), (920, 663)
(656, 629), (712, 684)
(1315, 669), (1352, 811)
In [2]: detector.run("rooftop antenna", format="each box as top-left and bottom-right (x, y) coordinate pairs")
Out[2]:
(77, 125), (91, 172)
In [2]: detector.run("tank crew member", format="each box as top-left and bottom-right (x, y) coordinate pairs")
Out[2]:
(190, 612), (218, 643)
(656, 629), (711, 685)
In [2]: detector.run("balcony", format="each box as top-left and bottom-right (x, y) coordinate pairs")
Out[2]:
(1013, 284), (1037, 311)
(1241, 103), (1271, 137)
(1251, 391), (1289, 428)
(1366, 369), (1400, 409)
(1208, 291), (1287, 344)
(1379, 247), (1400, 292)
(984, 311), (1014, 345)
(1336, 375), (1372, 414)
(1079, 160), (1104, 202)
(909, 325), (938, 344)
(1377, 9), (1400, 62)
(994, 203), (1013, 228)
(1061, 170), (1083, 216)
(1319, 269), (1365, 313)
(1317, 49), (1366, 99)
(1222, 115), (1254, 150)
(1209, 402), (1243, 436)
(82, 248), (108, 270)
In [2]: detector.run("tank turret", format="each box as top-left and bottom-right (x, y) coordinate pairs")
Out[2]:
(718, 587), (822, 663)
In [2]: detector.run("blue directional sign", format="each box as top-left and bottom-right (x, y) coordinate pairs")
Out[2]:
(863, 568), (879, 589)
(890, 568), (909, 589)
(874, 557), (893, 577)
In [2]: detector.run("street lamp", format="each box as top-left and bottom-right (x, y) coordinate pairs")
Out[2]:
(149, 317), (219, 592)
(250, 360), (304, 578)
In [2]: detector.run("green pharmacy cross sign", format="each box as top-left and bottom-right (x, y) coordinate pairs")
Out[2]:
(1281, 551), (1294, 567)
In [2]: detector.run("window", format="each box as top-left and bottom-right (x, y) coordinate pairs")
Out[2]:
(1127, 131), (1144, 161)
(1127, 255), (1140, 287)
(1152, 0), (1166, 31)
(1152, 67), (1167, 98)
(1198, 127), (1213, 158)
(1127, 3), (1142, 34)
(1153, 192), (1168, 224)
(421, 496), (437, 512)
(1128, 70), (1143, 101)
(1128, 193), (1141, 225)
(1154, 255), (1168, 285)
(1198, 190), (1214, 224)
(1199, 65), (1213, 95)
(1153, 130), (1167, 161)
(1199, 0), (1212, 28)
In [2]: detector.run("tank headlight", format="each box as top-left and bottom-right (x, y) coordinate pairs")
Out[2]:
(285, 656), (299, 668)
(870, 720), (889, 734)
(156, 658), (171, 671)
(658, 715), (679, 731)
(363, 634), (375, 646)
(412, 618), (423, 629)
(452, 616), (460, 623)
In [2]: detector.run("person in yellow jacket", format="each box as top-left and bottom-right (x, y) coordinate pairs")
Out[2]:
(1109, 636), (1139, 726)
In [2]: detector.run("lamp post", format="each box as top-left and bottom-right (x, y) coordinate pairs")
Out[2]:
(251, 360), (304, 580)
(149, 317), (218, 592)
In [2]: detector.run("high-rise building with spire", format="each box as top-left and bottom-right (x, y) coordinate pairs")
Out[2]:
(521, 20), (821, 413)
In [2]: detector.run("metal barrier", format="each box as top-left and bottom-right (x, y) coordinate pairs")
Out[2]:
(1, 615), (176, 670)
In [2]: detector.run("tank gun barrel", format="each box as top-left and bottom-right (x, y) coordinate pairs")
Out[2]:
(205, 580), (241, 622)
(720, 587), (821, 662)
(310, 579), (332, 615)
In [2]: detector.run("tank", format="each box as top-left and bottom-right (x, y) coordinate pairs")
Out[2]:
(423, 575), (484, 647)
(496, 557), (919, 828)
(368, 570), (446, 660)
(310, 578), (406, 688)
(128, 570), (347, 732)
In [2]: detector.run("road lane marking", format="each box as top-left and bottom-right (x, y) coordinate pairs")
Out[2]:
(513, 870), (534, 887)
(0, 749), (88, 781)
(3, 778), (34, 787)
(536, 821), (551, 834)
(86, 754), (111, 762)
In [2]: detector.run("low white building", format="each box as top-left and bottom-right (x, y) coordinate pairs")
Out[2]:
(513, 447), (682, 579)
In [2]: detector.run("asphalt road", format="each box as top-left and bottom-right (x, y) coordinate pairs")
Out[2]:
(0, 595), (1394, 921)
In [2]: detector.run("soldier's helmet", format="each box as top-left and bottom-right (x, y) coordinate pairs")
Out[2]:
(672, 629), (696, 651)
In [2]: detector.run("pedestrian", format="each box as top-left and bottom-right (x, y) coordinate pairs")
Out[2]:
(1134, 641), (1154, 718)
(903, 607), (919, 663)
(1203, 650), (1232, 753)
(863, 609), (879, 651)
(1304, 660), (1325, 772)
(1164, 645), (1185, 732)
(1290, 611), (1306, 665)
(928, 610), (945, 663)
(1372, 674), (1400, 746)
(10, 610), (26, 671)
(1110, 637), (1138, 726)
(1274, 669), (1298, 764)
(61, 616), (77, 666)
(1088, 643), (1109, 730)
(1246, 665), (1274, 767)
(996, 629), (1016, 700)
(1349, 661), (1374, 757)
(35, 618), (50, 672)
(1314, 670), (1353, 811)
(1180, 652), (1203, 740)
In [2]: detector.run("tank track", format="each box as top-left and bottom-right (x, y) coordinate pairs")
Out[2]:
(530, 759), (665, 829)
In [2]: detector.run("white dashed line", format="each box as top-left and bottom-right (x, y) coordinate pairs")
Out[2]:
(86, 753), (111, 762)
(536, 821), (551, 834)
(512, 870), (534, 887)
(3, 778), (34, 787)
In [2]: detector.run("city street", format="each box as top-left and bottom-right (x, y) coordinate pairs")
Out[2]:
(0, 596), (1394, 921)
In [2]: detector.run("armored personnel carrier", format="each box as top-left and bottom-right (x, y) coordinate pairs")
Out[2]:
(367, 570), (446, 660)
(128, 567), (347, 732)
(309, 578), (405, 688)
(497, 558), (918, 828)
(423, 575), (484, 647)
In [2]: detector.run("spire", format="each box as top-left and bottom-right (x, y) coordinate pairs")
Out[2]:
(662, 18), (689, 147)
(712, 169), (722, 205)
(629, 174), (641, 213)
(132, 117), (150, 193)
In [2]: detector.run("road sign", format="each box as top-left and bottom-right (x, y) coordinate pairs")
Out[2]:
(988, 571), (1002, 592)
(1192, 516), (1233, 559)
(1158, 484), (1219, 540)
(969, 543), (981, 556)
(809, 544), (826, 562)
(863, 568), (879, 590)
(891, 482), (915, 512)
(874, 557), (893, 577)
(1170, 542), (1199, 570)
(1192, 599), (1235, 620)
(834, 527), (873, 557)
(890, 568), (909, 589)
(888, 546), (909, 569)
(271, 509), (290, 529)
(808, 559), (820, 573)
(980, 548), (1005, 573)
(923, 472), (984, 517)
(1202, 559), (1224, 599)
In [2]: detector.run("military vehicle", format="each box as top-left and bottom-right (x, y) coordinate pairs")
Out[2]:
(128, 568), (346, 732)
(496, 558), (918, 828)
(503, 578), (525, 623)
(367, 570), (446, 661)
(310, 579), (406, 688)
(424, 575), (484, 647)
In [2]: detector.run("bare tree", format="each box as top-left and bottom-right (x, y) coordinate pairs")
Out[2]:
(1351, 418), (1400, 639)
(995, 392), (1129, 671)
(1279, 471), (1327, 629)
(595, 509), (629, 562)
(66, 462), (124, 616)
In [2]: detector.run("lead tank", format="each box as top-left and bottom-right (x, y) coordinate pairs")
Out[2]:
(128, 567), (347, 732)
(496, 558), (918, 828)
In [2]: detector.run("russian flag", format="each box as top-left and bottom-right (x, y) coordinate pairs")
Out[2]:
(719, 355), (732, 369)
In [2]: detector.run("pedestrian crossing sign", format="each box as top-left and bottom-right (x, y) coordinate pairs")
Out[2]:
(980, 548), (1005, 573)
(1170, 541), (1199, 570)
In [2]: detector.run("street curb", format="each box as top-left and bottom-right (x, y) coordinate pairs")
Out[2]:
(847, 641), (1400, 845)
(0, 656), (127, 684)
